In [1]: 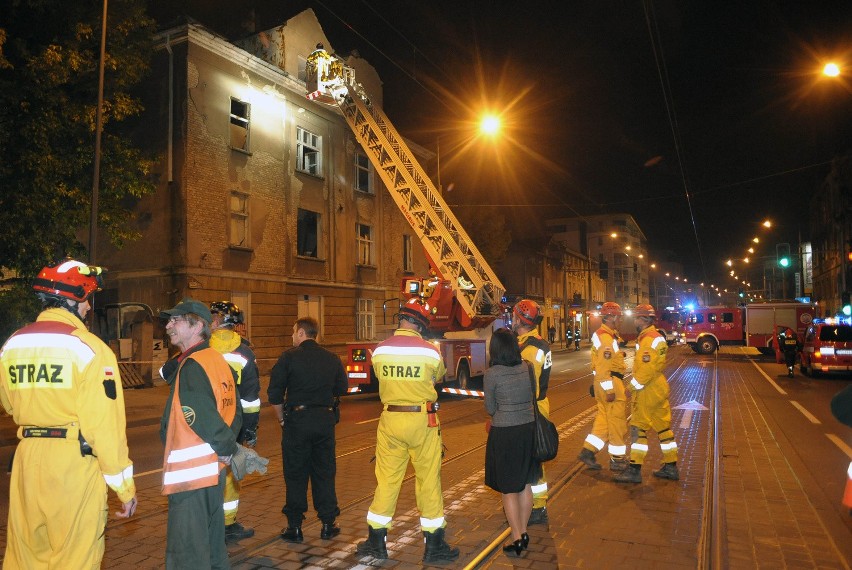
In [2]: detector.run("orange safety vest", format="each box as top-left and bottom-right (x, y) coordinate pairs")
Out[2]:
(162, 348), (237, 495)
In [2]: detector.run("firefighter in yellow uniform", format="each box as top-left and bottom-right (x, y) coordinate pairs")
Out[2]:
(209, 301), (261, 542)
(578, 301), (630, 471)
(356, 298), (460, 563)
(615, 304), (679, 483)
(0, 259), (138, 569)
(511, 299), (553, 525)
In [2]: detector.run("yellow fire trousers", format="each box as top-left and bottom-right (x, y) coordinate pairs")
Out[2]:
(5, 438), (108, 569)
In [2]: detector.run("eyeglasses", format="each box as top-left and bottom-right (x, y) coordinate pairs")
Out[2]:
(167, 316), (188, 324)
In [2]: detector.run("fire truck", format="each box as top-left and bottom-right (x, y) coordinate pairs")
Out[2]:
(305, 47), (504, 394)
(682, 301), (818, 355)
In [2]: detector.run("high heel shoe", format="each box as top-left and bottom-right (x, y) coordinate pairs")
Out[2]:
(502, 539), (524, 557)
(521, 533), (530, 549)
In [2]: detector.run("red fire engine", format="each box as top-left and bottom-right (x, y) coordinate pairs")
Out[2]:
(306, 48), (502, 395)
(683, 301), (818, 354)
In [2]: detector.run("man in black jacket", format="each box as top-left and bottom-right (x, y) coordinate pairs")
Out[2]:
(268, 317), (348, 542)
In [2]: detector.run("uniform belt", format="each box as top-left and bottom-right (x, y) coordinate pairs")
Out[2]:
(288, 404), (333, 412)
(386, 405), (422, 412)
(22, 427), (68, 439)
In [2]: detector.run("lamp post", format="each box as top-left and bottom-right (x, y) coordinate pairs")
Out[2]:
(88, 0), (108, 264)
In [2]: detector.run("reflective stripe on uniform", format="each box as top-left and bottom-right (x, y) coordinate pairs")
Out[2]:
(661, 441), (678, 452)
(599, 380), (613, 391)
(608, 444), (627, 456)
(630, 378), (645, 391)
(224, 353), (248, 368)
(531, 482), (547, 494)
(367, 511), (393, 526)
(372, 344), (441, 361)
(163, 462), (219, 486)
(420, 516), (445, 528)
(240, 397), (261, 412)
(167, 442), (216, 464)
(631, 443), (649, 452)
(651, 336), (666, 349)
(585, 433), (605, 450)
(3, 332), (95, 365)
(103, 465), (134, 488)
(223, 500), (239, 511)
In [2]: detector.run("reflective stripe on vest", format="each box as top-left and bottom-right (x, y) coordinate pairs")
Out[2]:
(162, 348), (236, 495)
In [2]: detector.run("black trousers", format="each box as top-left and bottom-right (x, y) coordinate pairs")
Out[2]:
(783, 350), (797, 368)
(281, 408), (340, 526)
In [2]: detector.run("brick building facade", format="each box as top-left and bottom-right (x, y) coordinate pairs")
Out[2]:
(94, 10), (431, 372)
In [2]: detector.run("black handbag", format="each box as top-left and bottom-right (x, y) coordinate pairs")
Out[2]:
(527, 363), (559, 462)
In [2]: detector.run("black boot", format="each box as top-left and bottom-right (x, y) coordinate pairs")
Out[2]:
(280, 526), (303, 543)
(356, 526), (388, 559)
(320, 521), (341, 539)
(423, 527), (460, 563)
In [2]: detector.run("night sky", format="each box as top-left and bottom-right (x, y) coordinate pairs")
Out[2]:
(151, 0), (852, 288)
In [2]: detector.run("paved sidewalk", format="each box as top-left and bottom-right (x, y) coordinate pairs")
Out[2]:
(5, 346), (852, 568)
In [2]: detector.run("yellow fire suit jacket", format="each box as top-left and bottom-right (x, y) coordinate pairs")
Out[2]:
(372, 329), (445, 405)
(0, 308), (136, 503)
(630, 325), (667, 392)
(517, 330), (552, 415)
(591, 323), (626, 396)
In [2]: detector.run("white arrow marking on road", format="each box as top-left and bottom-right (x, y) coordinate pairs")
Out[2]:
(674, 399), (709, 429)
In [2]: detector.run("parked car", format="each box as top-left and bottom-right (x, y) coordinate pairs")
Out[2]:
(800, 319), (852, 377)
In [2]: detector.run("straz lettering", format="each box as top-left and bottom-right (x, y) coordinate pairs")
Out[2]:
(381, 365), (421, 378)
(8, 364), (65, 385)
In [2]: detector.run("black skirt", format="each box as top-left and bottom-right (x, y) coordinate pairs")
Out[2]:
(485, 421), (542, 494)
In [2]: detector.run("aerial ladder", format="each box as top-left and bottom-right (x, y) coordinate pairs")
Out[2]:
(306, 46), (505, 332)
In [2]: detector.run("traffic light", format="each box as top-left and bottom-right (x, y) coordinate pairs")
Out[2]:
(776, 243), (790, 268)
(843, 291), (851, 317)
(738, 288), (744, 298)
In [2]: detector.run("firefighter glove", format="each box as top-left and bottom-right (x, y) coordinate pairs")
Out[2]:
(230, 444), (269, 481)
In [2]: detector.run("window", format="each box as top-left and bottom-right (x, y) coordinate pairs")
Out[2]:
(708, 313), (717, 324)
(721, 312), (735, 323)
(229, 98), (250, 152)
(354, 151), (373, 193)
(357, 223), (374, 265)
(402, 235), (413, 272)
(357, 298), (375, 340)
(229, 191), (249, 248)
(297, 209), (320, 258)
(297, 127), (322, 175)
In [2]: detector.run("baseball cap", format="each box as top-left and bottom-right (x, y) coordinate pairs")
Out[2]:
(160, 298), (213, 324)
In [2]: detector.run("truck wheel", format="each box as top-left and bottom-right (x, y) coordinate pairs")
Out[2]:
(697, 337), (717, 354)
(456, 361), (471, 390)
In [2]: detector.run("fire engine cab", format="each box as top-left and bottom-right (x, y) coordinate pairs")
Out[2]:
(683, 301), (818, 355)
(305, 46), (503, 395)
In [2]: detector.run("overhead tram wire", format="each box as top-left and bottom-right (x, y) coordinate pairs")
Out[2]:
(642, 0), (709, 285)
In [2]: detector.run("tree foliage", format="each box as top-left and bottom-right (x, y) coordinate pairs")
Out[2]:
(456, 205), (512, 268)
(0, 0), (156, 276)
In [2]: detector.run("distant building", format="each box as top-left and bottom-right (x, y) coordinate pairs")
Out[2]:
(94, 10), (432, 372)
(546, 215), (649, 309)
(810, 155), (852, 317)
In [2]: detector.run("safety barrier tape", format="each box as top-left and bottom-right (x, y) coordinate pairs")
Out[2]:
(441, 387), (484, 398)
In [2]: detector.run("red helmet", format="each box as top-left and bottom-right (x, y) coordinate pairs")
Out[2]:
(600, 302), (622, 317)
(32, 259), (104, 302)
(398, 298), (433, 330)
(633, 304), (656, 318)
(210, 301), (244, 326)
(513, 299), (542, 326)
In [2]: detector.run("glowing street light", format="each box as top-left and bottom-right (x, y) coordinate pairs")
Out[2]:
(480, 114), (501, 136)
(823, 62), (841, 78)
